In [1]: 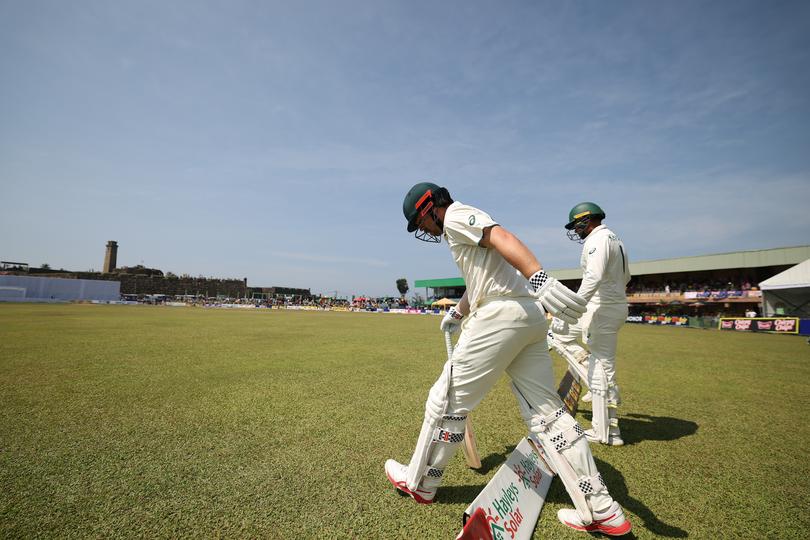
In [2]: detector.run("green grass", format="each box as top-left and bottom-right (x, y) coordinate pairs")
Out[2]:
(1, 304), (808, 539)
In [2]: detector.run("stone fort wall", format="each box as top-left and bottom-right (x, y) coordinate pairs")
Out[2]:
(26, 271), (248, 298)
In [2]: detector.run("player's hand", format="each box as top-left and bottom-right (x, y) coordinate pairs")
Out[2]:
(550, 317), (569, 335)
(528, 270), (587, 324)
(440, 306), (464, 334)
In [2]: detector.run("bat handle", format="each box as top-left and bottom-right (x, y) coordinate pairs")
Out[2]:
(444, 331), (454, 360)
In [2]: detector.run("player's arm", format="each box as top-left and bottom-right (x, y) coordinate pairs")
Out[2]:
(577, 236), (609, 302)
(440, 291), (470, 334)
(455, 291), (471, 317)
(479, 225), (541, 278)
(481, 224), (587, 324)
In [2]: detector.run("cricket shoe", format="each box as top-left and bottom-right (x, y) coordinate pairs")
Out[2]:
(585, 428), (624, 446)
(558, 501), (632, 536)
(385, 459), (437, 504)
(581, 391), (592, 403)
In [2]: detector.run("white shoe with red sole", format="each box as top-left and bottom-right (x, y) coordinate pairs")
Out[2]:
(557, 501), (632, 536)
(385, 459), (437, 504)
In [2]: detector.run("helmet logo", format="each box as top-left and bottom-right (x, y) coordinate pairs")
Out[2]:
(468, 215), (476, 225)
(574, 211), (591, 219)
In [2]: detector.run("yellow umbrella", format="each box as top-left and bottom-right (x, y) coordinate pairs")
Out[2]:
(431, 297), (458, 309)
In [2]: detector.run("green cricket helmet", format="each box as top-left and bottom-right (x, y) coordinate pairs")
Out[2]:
(565, 202), (605, 242)
(403, 182), (453, 243)
(403, 182), (440, 232)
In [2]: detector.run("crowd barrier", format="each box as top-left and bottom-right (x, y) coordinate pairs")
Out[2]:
(684, 290), (761, 300)
(188, 303), (445, 314)
(626, 315), (691, 326)
(627, 314), (809, 335)
(718, 317), (800, 334)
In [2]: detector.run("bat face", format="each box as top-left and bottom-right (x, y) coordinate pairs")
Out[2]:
(557, 371), (582, 415)
(463, 417), (482, 469)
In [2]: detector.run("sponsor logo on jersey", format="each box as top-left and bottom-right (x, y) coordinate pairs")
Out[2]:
(469, 215), (476, 225)
(589, 247), (596, 255)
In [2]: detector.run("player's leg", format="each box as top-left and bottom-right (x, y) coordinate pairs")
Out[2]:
(385, 357), (465, 503)
(553, 307), (594, 401)
(386, 301), (530, 503)
(585, 304), (627, 446)
(507, 327), (631, 535)
(553, 307), (591, 362)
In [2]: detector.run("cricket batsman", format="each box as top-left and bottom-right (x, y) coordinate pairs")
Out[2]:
(550, 202), (631, 446)
(385, 183), (632, 535)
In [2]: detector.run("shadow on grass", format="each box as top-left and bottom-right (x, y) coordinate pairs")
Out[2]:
(428, 483), (489, 505)
(439, 446), (689, 537)
(434, 444), (517, 504)
(579, 411), (699, 446)
(477, 445), (517, 474)
(593, 459), (688, 538)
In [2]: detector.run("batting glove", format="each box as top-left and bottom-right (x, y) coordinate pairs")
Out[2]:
(528, 270), (587, 325)
(550, 316), (569, 335)
(439, 306), (464, 334)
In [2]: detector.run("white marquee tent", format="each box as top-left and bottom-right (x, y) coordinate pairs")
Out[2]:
(759, 258), (810, 317)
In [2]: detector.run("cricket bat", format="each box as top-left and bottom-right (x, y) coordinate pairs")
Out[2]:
(445, 332), (482, 469)
(548, 332), (587, 415)
(557, 370), (583, 416)
(463, 416), (482, 469)
(456, 437), (554, 540)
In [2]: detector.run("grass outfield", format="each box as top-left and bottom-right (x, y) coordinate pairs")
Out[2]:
(1, 304), (808, 539)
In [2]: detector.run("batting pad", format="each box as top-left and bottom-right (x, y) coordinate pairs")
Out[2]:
(589, 358), (610, 444)
(406, 360), (470, 491)
(421, 414), (467, 489)
(512, 383), (600, 524)
(547, 333), (589, 382)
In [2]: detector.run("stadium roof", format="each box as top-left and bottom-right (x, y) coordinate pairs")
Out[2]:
(552, 245), (810, 280)
(416, 245), (810, 286)
(414, 277), (465, 288)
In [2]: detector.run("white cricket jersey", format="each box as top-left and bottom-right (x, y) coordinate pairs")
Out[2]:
(442, 201), (532, 310)
(577, 224), (631, 305)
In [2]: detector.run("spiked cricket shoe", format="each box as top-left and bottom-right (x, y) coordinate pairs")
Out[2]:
(385, 459), (437, 504)
(558, 501), (632, 536)
(581, 391), (592, 403)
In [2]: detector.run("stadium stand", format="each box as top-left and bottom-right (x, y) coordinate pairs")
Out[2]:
(415, 246), (810, 320)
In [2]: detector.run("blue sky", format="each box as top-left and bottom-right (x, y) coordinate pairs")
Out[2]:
(2, 1), (809, 298)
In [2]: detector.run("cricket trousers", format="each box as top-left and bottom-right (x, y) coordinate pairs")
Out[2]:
(434, 296), (612, 511)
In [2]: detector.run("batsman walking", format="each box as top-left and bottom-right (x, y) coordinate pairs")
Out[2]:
(385, 183), (632, 535)
(550, 202), (631, 446)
